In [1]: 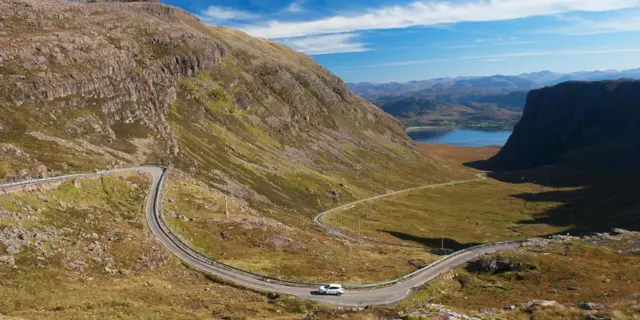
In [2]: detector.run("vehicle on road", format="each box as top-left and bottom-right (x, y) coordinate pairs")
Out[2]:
(318, 284), (344, 296)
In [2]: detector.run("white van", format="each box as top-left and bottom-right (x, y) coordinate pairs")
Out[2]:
(318, 284), (344, 296)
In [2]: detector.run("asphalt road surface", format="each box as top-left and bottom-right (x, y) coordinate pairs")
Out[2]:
(4, 167), (519, 306)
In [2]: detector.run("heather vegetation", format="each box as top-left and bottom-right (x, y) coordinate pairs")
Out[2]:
(1, 1), (639, 319)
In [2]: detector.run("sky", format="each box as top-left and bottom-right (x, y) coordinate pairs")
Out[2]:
(162, 0), (640, 83)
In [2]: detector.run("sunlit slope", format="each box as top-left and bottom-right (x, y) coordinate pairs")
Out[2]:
(0, 0), (467, 217)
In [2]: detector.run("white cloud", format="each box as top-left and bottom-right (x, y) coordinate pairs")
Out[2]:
(281, 33), (369, 55)
(445, 40), (536, 49)
(485, 58), (508, 62)
(337, 47), (640, 69)
(199, 5), (259, 22)
(237, 0), (640, 39)
(285, 0), (306, 13)
(544, 13), (640, 35)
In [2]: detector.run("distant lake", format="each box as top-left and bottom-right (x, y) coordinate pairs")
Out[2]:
(409, 129), (512, 147)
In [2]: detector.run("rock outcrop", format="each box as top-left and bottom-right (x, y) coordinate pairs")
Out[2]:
(488, 79), (640, 170)
(0, 0), (448, 212)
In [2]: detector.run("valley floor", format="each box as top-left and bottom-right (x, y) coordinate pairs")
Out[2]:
(1, 144), (638, 320)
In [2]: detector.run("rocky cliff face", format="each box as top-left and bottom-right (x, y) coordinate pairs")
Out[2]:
(0, 0), (454, 213)
(489, 79), (640, 170)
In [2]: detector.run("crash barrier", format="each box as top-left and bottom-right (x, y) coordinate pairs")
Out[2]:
(5, 167), (520, 290)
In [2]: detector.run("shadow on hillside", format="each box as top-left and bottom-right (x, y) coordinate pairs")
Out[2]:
(377, 230), (483, 253)
(465, 160), (640, 234)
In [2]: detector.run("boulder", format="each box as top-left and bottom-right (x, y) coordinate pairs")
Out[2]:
(585, 316), (613, 320)
(0, 255), (15, 266)
(119, 269), (135, 277)
(479, 308), (498, 314)
(518, 300), (564, 310)
(580, 302), (606, 311)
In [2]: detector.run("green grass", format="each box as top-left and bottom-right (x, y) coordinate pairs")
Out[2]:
(163, 178), (440, 284)
(0, 173), (329, 319)
(325, 179), (569, 249)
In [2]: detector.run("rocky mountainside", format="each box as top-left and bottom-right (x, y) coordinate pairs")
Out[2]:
(0, 0), (457, 214)
(488, 79), (640, 170)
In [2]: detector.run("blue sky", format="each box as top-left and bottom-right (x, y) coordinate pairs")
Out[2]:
(162, 0), (640, 83)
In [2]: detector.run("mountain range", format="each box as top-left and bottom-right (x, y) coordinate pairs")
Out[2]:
(348, 68), (640, 131)
(348, 68), (640, 99)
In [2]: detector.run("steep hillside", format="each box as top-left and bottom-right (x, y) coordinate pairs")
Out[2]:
(489, 79), (640, 170)
(0, 0), (459, 216)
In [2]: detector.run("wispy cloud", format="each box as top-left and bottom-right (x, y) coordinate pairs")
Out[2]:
(237, 0), (640, 39)
(199, 5), (259, 23)
(336, 47), (640, 70)
(445, 38), (536, 49)
(484, 58), (508, 62)
(285, 0), (306, 13)
(280, 33), (369, 55)
(543, 12), (640, 35)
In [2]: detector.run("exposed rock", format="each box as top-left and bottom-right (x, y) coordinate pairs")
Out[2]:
(488, 79), (640, 170)
(585, 316), (614, 320)
(267, 235), (295, 249)
(612, 228), (637, 235)
(72, 177), (82, 188)
(479, 308), (498, 314)
(5, 244), (20, 255)
(467, 256), (536, 274)
(617, 248), (640, 255)
(580, 302), (606, 311)
(518, 300), (564, 310)
(36, 256), (46, 267)
(409, 304), (480, 320)
(119, 269), (135, 277)
(177, 214), (192, 222)
(0, 255), (15, 266)
(504, 305), (516, 311)
(67, 259), (87, 274)
(267, 292), (280, 300)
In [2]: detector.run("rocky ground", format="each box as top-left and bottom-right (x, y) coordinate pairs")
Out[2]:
(396, 230), (640, 320)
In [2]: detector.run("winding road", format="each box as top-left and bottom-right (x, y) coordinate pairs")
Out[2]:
(314, 174), (487, 248)
(2, 166), (520, 307)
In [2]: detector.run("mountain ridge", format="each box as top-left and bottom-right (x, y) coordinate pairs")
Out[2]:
(348, 67), (640, 98)
(0, 0), (458, 215)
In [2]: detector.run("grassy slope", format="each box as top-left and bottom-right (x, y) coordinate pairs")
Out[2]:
(0, 0), (472, 285)
(373, 144), (640, 319)
(0, 174), (327, 319)
(328, 143), (640, 249)
(401, 236), (640, 320)
(324, 179), (569, 249)
(163, 177), (437, 283)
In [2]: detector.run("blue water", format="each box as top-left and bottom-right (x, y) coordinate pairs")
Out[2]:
(409, 129), (512, 147)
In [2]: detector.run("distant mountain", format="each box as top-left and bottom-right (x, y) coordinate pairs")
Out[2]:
(348, 68), (640, 132)
(370, 87), (527, 131)
(488, 79), (640, 170)
(347, 68), (640, 99)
